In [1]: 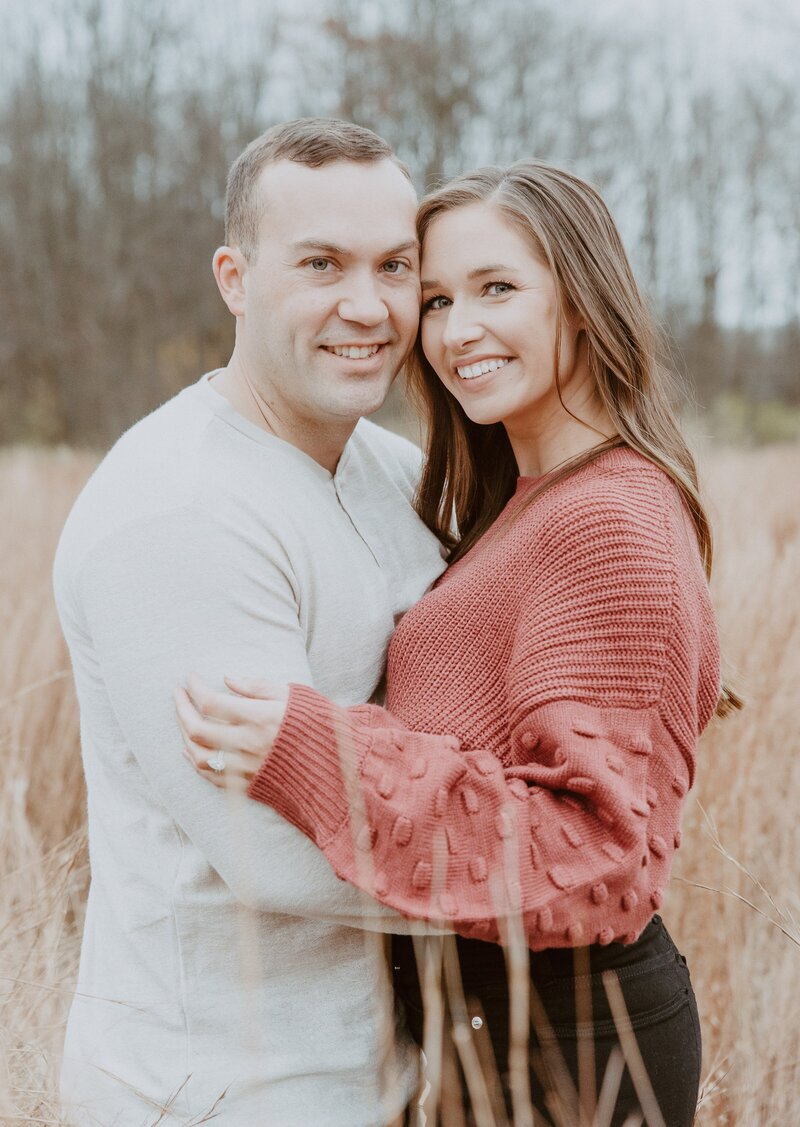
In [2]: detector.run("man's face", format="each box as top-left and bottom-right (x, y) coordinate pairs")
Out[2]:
(235, 158), (420, 429)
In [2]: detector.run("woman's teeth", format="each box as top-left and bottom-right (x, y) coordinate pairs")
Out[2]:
(456, 358), (511, 380)
(328, 344), (381, 359)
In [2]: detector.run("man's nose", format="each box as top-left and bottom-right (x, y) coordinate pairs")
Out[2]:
(441, 300), (483, 353)
(337, 274), (389, 327)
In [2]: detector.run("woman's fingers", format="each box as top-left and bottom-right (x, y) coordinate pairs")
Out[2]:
(182, 746), (253, 792)
(224, 675), (289, 702)
(178, 719), (238, 783)
(175, 687), (243, 751)
(175, 687), (214, 748)
(184, 674), (262, 724)
(175, 679), (287, 788)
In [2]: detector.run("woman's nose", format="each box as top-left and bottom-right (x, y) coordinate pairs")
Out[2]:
(441, 302), (483, 352)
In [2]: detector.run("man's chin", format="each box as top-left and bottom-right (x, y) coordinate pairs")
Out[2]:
(322, 371), (396, 420)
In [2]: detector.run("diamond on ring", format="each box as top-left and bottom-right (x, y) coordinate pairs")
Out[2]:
(207, 751), (227, 773)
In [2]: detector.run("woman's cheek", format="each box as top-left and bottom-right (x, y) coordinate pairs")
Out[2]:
(420, 319), (444, 377)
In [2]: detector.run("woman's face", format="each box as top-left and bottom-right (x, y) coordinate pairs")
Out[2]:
(420, 202), (585, 434)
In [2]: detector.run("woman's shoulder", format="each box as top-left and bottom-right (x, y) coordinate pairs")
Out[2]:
(563, 445), (675, 504)
(527, 445), (679, 551)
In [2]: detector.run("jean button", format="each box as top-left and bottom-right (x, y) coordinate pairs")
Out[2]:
(471, 1016), (483, 1030)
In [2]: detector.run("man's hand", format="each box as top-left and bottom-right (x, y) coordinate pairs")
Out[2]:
(176, 674), (289, 792)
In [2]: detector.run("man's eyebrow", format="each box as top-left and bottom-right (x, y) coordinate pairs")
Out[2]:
(383, 240), (420, 257)
(289, 240), (348, 256)
(422, 264), (518, 289)
(289, 239), (420, 258)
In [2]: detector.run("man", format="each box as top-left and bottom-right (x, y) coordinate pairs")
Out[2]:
(54, 119), (446, 1126)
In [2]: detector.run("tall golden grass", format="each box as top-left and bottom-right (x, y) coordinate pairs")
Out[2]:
(1, 442), (797, 1125)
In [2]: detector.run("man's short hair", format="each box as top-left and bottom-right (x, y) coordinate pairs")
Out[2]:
(225, 118), (412, 260)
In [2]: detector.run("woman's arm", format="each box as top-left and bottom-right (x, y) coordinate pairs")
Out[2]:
(179, 479), (716, 949)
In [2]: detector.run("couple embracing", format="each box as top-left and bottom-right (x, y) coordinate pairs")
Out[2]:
(55, 117), (728, 1126)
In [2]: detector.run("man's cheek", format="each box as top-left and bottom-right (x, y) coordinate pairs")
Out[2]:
(401, 292), (424, 331)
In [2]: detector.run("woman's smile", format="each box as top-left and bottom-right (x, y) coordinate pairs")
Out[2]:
(454, 356), (513, 380)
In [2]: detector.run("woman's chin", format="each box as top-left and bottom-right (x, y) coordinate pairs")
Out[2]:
(458, 401), (508, 428)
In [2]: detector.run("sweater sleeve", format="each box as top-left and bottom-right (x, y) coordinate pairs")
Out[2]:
(248, 481), (705, 949)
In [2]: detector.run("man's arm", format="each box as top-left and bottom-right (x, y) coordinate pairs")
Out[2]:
(65, 504), (420, 928)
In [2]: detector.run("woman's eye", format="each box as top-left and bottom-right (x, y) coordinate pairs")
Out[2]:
(485, 281), (514, 296)
(422, 295), (451, 313)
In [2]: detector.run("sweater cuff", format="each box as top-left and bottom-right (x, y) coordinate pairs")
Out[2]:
(247, 683), (373, 846)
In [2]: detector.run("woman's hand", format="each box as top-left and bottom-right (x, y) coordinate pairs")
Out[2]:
(175, 674), (289, 792)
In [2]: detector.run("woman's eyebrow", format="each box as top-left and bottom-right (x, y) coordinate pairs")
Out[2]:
(468, 263), (517, 278)
(422, 264), (517, 289)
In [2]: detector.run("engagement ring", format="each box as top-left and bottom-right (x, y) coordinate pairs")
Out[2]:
(207, 751), (227, 773)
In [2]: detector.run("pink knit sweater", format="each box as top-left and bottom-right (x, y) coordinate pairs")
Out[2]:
(249, 447), (720, 949)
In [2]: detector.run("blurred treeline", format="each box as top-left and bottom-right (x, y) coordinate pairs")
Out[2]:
(1, 0), (799, 448)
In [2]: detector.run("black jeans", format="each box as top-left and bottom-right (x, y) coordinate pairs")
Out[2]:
(393, 915), (701, 1126)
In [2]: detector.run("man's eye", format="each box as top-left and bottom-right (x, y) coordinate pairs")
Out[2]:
(382, 260), (408, 275)
(309, 258), (332, 271)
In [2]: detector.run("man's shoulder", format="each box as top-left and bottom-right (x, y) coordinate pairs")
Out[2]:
(66, 384), (208, 511)
(349, 419), (423, 495)
(53, 381), (229, 587)
(106, 378), (214, 463)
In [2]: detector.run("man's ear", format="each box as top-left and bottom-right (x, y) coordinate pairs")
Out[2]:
(213, 246), (247, 317)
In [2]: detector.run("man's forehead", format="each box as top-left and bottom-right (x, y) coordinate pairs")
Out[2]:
(257, 155), (415, 196)
(256, 158), (417, 245)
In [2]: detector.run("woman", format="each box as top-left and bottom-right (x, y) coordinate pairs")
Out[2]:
(177, 161), (734, 1125)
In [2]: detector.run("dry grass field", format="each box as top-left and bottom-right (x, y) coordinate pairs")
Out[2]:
(0, 442), (798, 1125)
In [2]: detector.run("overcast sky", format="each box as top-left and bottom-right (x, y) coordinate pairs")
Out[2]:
(5, 0), (795, 81)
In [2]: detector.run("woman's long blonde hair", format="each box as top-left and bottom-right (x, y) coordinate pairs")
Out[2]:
(408, 160), (740, 716)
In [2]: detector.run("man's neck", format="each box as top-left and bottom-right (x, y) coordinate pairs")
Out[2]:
(211, 364), (355, 475)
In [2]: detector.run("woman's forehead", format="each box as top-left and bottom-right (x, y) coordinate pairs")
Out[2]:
(421, 203), (545, 282)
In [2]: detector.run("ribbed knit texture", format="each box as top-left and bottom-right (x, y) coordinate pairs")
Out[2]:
(249, 447), (721, 949)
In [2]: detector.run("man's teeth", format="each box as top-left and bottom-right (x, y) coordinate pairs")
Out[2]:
(328, 344), (381, 359)
(456, 358), (511, 380)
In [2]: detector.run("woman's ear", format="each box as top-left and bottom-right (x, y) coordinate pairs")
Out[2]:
(564, 298), (585, 334)
(212, 246), (247, 318)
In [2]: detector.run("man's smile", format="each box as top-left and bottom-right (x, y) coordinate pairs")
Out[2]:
(322, 343), (384, 359)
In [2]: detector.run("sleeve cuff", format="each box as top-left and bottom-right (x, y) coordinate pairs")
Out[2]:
(246, 683), (373, 846)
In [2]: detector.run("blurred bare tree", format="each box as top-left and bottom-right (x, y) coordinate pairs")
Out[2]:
(0, 0), (277, 444)
(319, 0), (484, 189)
(0, 0), (797, 446)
